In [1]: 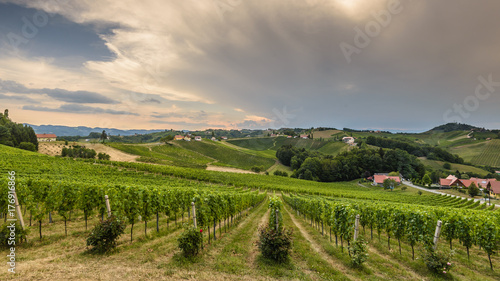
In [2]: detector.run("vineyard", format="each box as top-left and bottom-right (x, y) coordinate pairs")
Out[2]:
(471, 140), (500, 168)
(1, 143), (499, 280)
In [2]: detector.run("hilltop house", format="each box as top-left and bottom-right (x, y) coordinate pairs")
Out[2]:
(174, 135), (184, 140)
(300, 134), (308, 139)
(195, 136), (202, 141)
(373, 174), (401, 186)
(211, 137), (218, 141)
(221, 136), (228, 140)
(36, 133), (57, 142)
(342, 136), (355, 144)
(184, 136), (191, 141)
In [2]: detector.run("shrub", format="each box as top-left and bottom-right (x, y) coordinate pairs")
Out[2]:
(273, 170), (289, 177)
(178, 224), (203, 257)
(0, 222), (29, 247)
(418, 190), (423, 195)
(18, 142), (36, 152)
(421, 247), (454, 275)
(348, 237), (368, 267)
(401, 186), (407, 191)
(251, 166), (265, 173)
(86, 215), (126, 254)
(257, 224), (293, 263)
(97, 152), (111, 160)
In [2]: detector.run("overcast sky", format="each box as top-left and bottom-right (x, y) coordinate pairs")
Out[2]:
(1, 0), (499, 132)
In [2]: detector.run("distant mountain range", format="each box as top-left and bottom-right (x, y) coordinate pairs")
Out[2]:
(26, 124), (165, 136)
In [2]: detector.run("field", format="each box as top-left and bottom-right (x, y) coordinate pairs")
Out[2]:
(1, 143), (500, 280)
(419, 158), (491, 176)
(471, 140), (500, 168)
(312, 129), (342, 139)
(174, 139), (275, 170)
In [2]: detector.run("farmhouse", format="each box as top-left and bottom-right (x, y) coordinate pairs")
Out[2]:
(195, 136), (202, 141)
(373, 174), (401, 186)
(300, 134), (308, 139)
(174, 135), (184, 140)
(184, 136), (191, 141)
(439, 175), (497, 189)
(36, 133), (57, 142)
(439, 175), (463, 188)
(211, 137), (218, 141)
(342, 136), (355, 143)
(221, 136), (228, 140)
(487, 181), (500, 198)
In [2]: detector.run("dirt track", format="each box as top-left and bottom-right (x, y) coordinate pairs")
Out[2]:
(38, 142), (138, 162)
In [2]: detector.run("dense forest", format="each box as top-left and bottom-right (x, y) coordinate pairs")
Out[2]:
(276, 144), (425, 182)
(0, 109), (38, 151)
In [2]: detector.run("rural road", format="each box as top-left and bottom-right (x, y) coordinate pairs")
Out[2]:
(402, 180), (497, 207)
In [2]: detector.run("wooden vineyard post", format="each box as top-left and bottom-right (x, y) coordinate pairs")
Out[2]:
(354, 214), (360, 241)
(275, 210), (279, 232)
(192, 202), (197, 228)
(433, 220), (442, 250)
(13, 191), (25, 229)
(105, 195), (112, 218)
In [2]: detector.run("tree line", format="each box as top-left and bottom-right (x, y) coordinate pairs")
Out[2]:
(0, 109), (38, 151)
(276, 144), (425, 182)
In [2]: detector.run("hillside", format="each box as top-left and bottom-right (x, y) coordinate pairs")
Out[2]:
(1, 143), (499, 280)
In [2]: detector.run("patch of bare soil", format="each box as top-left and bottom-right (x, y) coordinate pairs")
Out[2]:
(206, 165), (256, 174)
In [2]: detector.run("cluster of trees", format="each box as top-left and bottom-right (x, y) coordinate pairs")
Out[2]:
(61, 146), (97, 159)
(276, 145), (425, 182)
(365, 136), (464, 164)
(0, 109), (38, 151)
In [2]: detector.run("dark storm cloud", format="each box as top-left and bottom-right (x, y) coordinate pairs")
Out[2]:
(0, 78), (118, 104)
(148, 0), (500, 129)
(23, 104), (138, 115)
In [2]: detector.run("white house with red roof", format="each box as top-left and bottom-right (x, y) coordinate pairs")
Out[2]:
(174, 135), (184, 140)
(36, 133), (57, 142)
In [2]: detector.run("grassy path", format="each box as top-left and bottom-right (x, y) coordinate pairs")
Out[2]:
(284, 205), (359, 281)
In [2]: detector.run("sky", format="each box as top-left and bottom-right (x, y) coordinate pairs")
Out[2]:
(0, 0), (499, 132)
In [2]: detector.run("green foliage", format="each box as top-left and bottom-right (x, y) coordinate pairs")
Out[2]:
(62, 146), (97, 159)
(18, 142), (36, 152)
(421, 247), (454, 275)
(443, 162), (451, 169)
(0, 111), (38, 150)
(160, 135), (174, 143)
(0, 222), (28, 247)
(86, 215), (126, 253)
(257, 224), (293, 263)
(273, 170), (288, 177)
(422, 174), (432, 187)
(383, 178), (397, 190)
(348, 237), (368, 267)
(97, 152), (111, 160)
(468, 182), (479, 197)
(177, 224), (203, 256)
(251, 166), (265, 173)
(268, 196), (283, 230)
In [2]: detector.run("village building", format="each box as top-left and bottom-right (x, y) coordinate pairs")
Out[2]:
(174, 135), (184, 140)
(194, 136), (202, 141)
(372, 174), (401, 186)
(36, 133), (57, 142)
